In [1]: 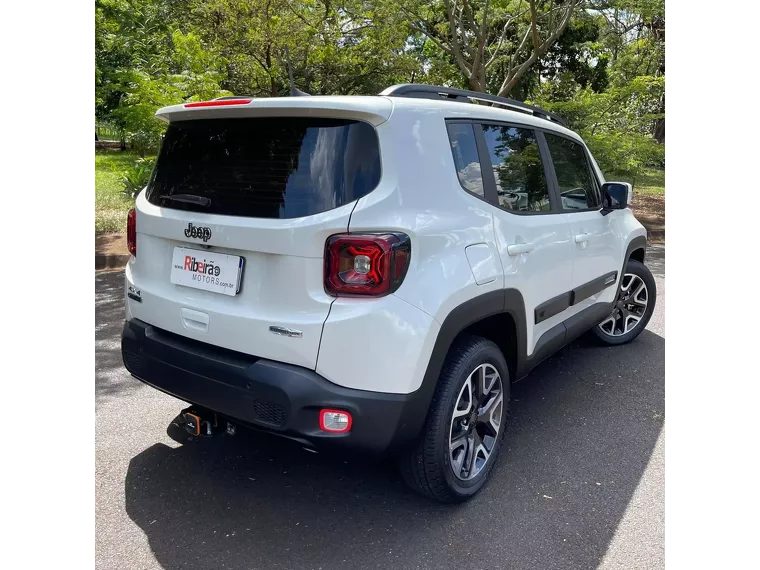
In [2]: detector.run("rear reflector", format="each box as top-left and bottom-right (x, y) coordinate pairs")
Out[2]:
(319, 409), (353, 433)
(324, 233), (411, 297)
(127, 208), (136, 256)
(184, 99), (252, 108)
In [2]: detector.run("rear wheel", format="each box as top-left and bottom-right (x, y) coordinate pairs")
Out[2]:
(399, 336), (509, 503)
(592, 259), (656, 345)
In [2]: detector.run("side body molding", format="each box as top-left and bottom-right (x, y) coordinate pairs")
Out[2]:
(406, 236), (647, 443)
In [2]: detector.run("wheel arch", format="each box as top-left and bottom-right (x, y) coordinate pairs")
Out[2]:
(416, 289), (528, 407)
(629, 246), (646, 264)
(608, 235), (649, 306)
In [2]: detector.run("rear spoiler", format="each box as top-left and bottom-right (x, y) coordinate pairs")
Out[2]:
(155, 96), (393, 127)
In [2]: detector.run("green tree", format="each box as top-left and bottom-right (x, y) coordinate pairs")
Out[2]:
(191, 0), (419, 96)
(399, 0), (584, 96)
(95, 0), (229, 148)
(535, 75), (664, 175)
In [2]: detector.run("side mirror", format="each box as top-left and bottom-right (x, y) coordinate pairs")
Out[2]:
(602, 182), (632, 211)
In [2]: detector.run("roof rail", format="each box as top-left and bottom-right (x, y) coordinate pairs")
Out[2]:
(379, 84), (567, 128)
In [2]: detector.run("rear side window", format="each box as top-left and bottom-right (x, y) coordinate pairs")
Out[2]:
(481, 125), (551, 212)
(446, 123), (485, 197)
(544, 133), (601, 210)
(146, 117), (381, 219)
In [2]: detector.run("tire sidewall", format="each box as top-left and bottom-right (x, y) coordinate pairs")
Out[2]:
(437, 342), (510, 498)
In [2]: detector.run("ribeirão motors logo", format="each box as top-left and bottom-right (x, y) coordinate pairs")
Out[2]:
(170, 246), (241, 295)
(184, 256), (221, 277)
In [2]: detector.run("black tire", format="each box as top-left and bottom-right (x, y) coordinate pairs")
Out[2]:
(399, 336), (510, 503)
(592, 259), (656, 346)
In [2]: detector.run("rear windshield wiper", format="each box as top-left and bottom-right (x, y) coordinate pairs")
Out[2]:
(159, 194), (211, 207)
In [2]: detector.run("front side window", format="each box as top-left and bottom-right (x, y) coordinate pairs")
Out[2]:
(481, 125), (551, 213)
(544, 133), (601, 210)
(446, 123), (485, 197)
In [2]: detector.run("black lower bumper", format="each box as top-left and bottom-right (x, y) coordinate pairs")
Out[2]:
(121, 319), (428, 454)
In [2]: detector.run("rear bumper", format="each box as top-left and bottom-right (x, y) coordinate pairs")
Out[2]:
(121, 319), (428, 454)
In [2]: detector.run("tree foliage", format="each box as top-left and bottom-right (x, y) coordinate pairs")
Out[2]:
(535, 75), (664, 175)
(191, 0), (419, 97)
(95, 0), (665, 174)
(399, 0), (584, 96)
(96, 0), (231, 148)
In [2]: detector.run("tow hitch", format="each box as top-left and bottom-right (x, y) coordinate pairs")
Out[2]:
(180, 407), (236, 437)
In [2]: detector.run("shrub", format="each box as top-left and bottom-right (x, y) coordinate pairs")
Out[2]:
(129, 130), (162, 157)
(121, 157), (156, 199)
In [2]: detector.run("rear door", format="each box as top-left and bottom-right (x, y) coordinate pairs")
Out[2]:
(543, 132), (620, 309)
(126, 110), (385, 370)
(477, 122), (575, 356)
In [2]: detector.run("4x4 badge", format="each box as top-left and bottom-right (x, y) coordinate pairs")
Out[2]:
(185, 223), (211, 242)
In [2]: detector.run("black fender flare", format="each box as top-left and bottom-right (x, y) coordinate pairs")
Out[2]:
(394, 289), (527, 448)
(420, 289), (527, 394)
(616, 236), (648, 297)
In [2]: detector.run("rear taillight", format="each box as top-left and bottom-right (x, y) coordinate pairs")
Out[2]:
(319, 409), (353, 433)
(127, 208), (136, 257)
(324, 233), (411, 297)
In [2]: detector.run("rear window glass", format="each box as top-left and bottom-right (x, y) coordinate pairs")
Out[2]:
(446, 123), (485, 197)
(146, 117), (381, 219)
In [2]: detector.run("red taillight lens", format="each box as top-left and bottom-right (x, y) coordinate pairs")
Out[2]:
(324, 233), (411, 297)
(127, 208), (136, 257)
(183, 99), (252, 108)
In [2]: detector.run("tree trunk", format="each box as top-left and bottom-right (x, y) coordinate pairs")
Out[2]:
(468, 69), (485, 92)
(654, 118), (665, 144)
(266, 45), (277, 97)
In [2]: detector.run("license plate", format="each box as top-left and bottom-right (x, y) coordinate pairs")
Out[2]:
(170, 247), (244, 296)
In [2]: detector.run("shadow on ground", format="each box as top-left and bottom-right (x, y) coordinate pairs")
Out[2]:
(96, 270), (140, 404)
(124, 329), (664, 570)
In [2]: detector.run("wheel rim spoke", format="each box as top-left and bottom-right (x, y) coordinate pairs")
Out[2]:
(450, 429), (469, 452)
(449, 363), (504, 480)
(463, 433), (477, 476)
(478, 392), (503, 436)
(473, 366), (485, 403)
(624, 313), (641, 333)
(452, 377), (473, 418)
(599, 315), (616, 335)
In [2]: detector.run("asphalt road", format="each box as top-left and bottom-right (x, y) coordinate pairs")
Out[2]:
(96, 246), (664, 570)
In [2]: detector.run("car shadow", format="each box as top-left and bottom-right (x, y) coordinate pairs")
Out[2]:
(124, 328), (664, 570)
(95, 270), (139, 405)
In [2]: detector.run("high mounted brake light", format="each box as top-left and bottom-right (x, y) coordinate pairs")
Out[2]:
(324, 233), (411, 297)
(183, 99), (253, 108)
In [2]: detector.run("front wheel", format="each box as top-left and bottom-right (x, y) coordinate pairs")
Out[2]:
(592, 259), (656, 345)
(399, 336), (509, 503)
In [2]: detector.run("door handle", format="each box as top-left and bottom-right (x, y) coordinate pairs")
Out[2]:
(574, 233), (591, 244)
(507, 243), (534, 256)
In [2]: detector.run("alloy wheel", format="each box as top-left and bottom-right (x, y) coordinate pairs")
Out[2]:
(448, 363), (504, 481)
(598, 272), (649, 337)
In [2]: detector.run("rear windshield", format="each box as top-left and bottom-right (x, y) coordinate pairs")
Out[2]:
(146, 117), (381, 219)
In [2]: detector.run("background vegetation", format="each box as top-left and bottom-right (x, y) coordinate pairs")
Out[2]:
(95, 0), (664, 232)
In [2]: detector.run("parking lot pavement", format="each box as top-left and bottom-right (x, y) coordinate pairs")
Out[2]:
(96, 252), (664, 570)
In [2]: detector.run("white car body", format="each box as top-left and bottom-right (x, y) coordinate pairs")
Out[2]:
(121, 87), (647, 458)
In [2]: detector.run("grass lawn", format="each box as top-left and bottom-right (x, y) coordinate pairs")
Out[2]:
(610, 166), (665, 243)
(95, 149), (140, 233)
(609, 166), (665, 196)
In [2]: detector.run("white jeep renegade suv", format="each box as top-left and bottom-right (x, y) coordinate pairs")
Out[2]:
(121, 84), (656, 503)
